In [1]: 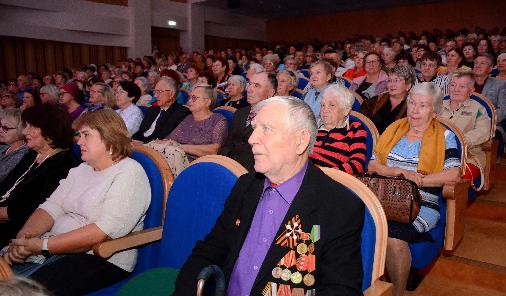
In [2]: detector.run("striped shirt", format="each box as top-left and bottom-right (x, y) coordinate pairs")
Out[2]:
(415, 73), (450, 96)
(310, 119), (368, 175)
(371, 129), (461, 232)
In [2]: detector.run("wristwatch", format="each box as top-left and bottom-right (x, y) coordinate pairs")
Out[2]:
(41, 238), (51, 257)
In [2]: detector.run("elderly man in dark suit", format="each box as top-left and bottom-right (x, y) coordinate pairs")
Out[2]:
(175, 96), (365, 295)
(132, 77), (190, 143)
(219, 72), (277, 171)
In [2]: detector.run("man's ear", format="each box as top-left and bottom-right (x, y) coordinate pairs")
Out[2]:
(295, 129), (311, 155)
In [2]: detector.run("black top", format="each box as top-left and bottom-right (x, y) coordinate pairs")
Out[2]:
(0, 150), (79, 247)
(219, 106), (255, 171)
(359, 93), (408, 134)
(132, 103), (191, 143)
(223, 97), (249, 109)
(356, 81), (373, 99)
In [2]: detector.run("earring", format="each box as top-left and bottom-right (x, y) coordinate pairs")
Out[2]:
(109, 149), (113, 155)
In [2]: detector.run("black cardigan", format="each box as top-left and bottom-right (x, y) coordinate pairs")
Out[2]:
(0, 150), (79, 248)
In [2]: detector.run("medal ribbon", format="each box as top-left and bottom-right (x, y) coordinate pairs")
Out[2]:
(276, 215), (302, 249)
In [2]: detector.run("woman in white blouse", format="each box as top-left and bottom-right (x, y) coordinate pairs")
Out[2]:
(3, 109), (151, 295)
(115, 81), (144, 137)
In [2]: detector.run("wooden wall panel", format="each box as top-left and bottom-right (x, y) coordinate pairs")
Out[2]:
(0, 36), (127, 82)
(151, 27), (180, 57)
(205, 35), (266, 51)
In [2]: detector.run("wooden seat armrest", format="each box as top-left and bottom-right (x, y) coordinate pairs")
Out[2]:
(442, 179), (471, 200)
(0, 257), (13, 280)
(482, 140), (493, 151)
(93, 226), (163, 258)
(364, 280), (392, 296)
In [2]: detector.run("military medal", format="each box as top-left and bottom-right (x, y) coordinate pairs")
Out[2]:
(280, 268), (292, 281)
(303, 273), (315, 286)
(296, 242), (308, 255)
(272, 267), (282, 279)
(290, 271), (302, 284)
(308, 242), (315, 254)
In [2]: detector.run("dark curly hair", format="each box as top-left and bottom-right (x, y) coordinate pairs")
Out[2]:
(21, 104), (74, 150)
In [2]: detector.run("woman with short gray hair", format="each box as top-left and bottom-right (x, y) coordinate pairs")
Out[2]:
(223, 75), (248, 109)
(309, 85), (368, 174)
(39, 85), (60, 105)
(134, 76), (155, 107)
(359, 64), (416, 133)
(0, 109), (29, 183)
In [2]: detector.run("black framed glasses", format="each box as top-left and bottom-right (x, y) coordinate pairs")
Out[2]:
(0, 123), (16, 133)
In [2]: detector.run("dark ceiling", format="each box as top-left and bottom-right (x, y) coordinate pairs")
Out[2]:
(198, 0), (444, 19)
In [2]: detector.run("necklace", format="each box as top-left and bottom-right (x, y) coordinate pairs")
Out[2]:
(4, 143), (26, 155)
(0, 148), (61, 203)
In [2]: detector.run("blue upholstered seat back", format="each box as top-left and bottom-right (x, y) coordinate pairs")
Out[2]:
(158, 162), (239, 269)
(130, 151), (166, 274)
(360, 206), (376, 291)
(352, 99), (361, 111)
(299, 69), (310, 78)
(348, 115), (374, 169)
(212, 109), (235, 129)
(297, 77), (309, 90)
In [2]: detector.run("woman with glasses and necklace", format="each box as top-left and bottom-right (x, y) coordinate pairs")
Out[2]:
(359, 64), (416, 133)
(0, 109), (29, 183)
(351, 52), (389, 100)
(0, 104), (78, 248)
(147, 85), (228, 177)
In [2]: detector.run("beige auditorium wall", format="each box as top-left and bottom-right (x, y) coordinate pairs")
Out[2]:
(266, 0), (506, 42)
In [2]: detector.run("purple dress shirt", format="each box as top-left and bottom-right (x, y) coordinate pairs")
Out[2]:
(227, 162), (309, 296)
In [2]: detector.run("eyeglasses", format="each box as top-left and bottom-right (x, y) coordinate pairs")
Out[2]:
(154, 89), (172, 95)
(365, 60), (380, 65)
(0, 123), (16, 133)
(189, 95), (210, 102)
(387, 78), (405, 83)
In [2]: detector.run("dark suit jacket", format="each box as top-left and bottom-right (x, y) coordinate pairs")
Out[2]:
(0, 150), (79, 248)
(174, 162), (365, 295)
(219, 106), (255, 171)
(132, 103), (190, 143)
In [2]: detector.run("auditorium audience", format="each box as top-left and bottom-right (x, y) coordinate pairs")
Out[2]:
(212, 57), (230, 91)
(223, 75), (248, 109)
(1, 93), (19, 109)
(132, 77), (190, 143)
(368, 82), (461, 296)
(0, 104), (78, 248)
(496, 53), (506, 81)
(439, 47), (469, 75)
(0, 109), (29, 183)
(310, 84), (368, 174)
(304, 60), (334, 121)
(148, 85), (228, 177)
(181, 64), (200, 92)
(2, 109), (150, 296)
(351, 52), (388, 99)
(462, 42), (478, 69)
(440, 70), (492, 187)
(360, 64), (416, 133)
(115, 81), (143, 137)
(276, 69), (298, 97)
(58, 82), (84, 122)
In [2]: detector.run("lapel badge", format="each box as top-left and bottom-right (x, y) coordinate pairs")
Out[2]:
(235, 218), (241, 227)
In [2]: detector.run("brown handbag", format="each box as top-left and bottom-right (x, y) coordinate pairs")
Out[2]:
(356, 174), (421, 224)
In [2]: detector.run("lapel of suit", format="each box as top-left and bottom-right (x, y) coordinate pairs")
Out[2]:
(251, 164), (319, 291)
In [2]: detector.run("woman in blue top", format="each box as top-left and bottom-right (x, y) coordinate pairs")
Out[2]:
(303, 60), (334, 121)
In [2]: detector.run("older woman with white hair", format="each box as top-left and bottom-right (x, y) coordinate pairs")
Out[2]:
(262, 54), (279, 74)
(134, 76), (155, 107)
(382, 47), (397, 71)
(39, 85), (60, 105)
(223, 75), (248, 109)
(246, 63), (264, 80)
(495, 52), (506, 81)
(309, 84), (368, 174)
(368, 82), (461, 296)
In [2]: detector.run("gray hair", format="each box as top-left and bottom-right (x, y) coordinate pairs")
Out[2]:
(193, 84), (217, 109)
(158, 76), (179, 94)
(382, 47), (396, 56)
(498, 52), (506, 61)
(254, 96), (317, 154)
(450, 69), (475, 87)
(277, 70), (298, 88)
(135, 76), (151, 93)
(228, 75), (247, 90)
(92, 82), (115, 108)
(249, 63), (265, 74)
(0, 108), (23, 138)
(407, 82), (443, 114)
(323, 84), (355, 114)
(263, 54), (280, 65)
(148, 71), (160, 79)
(0, 276), (50, 296)
(474, 54), (494, 67)
(39, 84), (60, 104)
(388, 64), (416, 86)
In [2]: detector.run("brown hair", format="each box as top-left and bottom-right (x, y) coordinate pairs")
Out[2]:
(73, 109), (131, 161)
